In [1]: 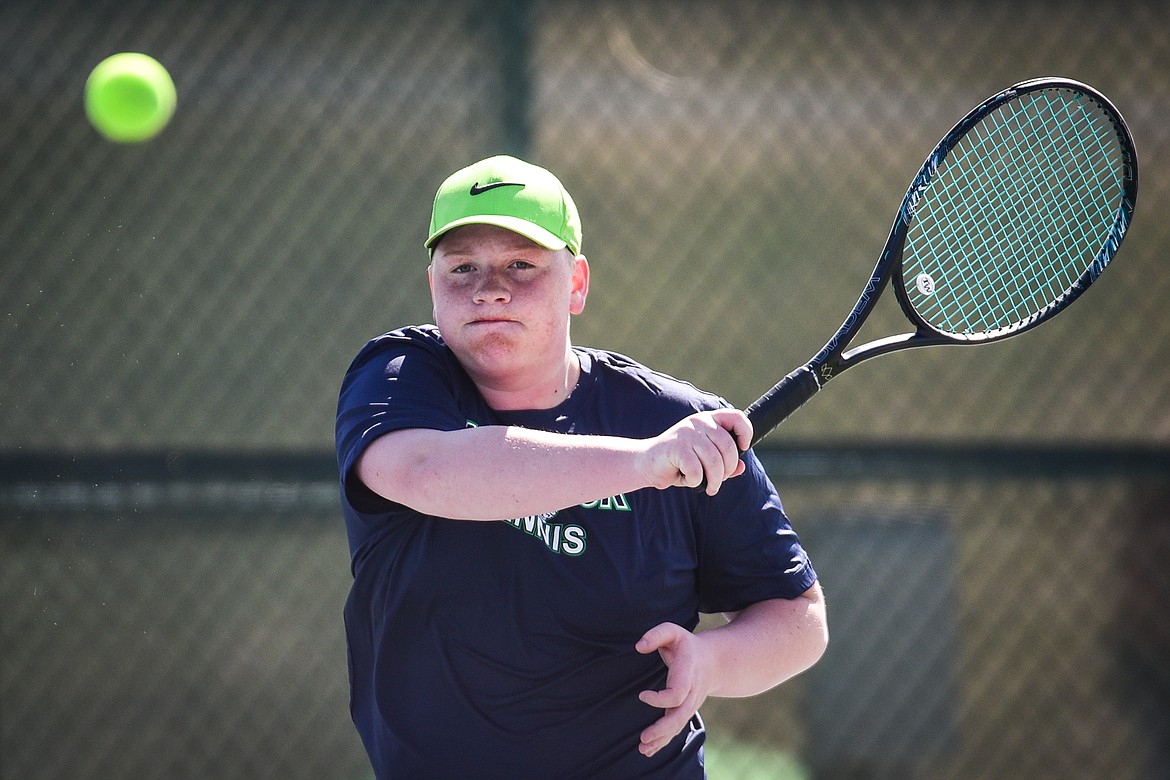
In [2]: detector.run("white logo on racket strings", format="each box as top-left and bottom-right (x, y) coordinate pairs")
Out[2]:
(915, 273), (937, 296)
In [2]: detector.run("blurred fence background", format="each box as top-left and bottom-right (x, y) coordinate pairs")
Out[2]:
(2, 1), (1168, 778)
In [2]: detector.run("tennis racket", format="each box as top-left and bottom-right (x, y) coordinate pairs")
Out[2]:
(744, 76), (1138, 447)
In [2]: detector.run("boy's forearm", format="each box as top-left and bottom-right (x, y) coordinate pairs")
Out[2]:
(705, 585), (829, 698)
(356, 425), (648, 520)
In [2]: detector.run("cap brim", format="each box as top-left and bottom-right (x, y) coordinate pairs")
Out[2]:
(426, 215), (569, 252)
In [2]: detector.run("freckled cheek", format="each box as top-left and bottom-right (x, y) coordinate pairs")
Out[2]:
(431, 281), (470, 312)
(429, 290), (462, 333)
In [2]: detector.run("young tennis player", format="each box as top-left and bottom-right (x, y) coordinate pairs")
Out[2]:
(336, 155), (827, 778)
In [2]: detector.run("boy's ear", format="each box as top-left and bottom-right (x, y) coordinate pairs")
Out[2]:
(570, 255), (590, 315)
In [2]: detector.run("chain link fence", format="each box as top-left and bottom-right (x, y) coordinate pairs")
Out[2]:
(5, 451), (1168, 779)
(3, 0), (1169, 778)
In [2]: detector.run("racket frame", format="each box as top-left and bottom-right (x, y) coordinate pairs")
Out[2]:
(745, 77), (1138, 446)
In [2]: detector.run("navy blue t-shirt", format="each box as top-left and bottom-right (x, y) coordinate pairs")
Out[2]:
(336, 325), (817, 779)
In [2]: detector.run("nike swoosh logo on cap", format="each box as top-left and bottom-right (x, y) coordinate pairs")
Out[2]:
(469, 181), (525, 196)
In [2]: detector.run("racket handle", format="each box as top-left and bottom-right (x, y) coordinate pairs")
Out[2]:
(745, 365), (822, 447)
(693, 365), (821, 492)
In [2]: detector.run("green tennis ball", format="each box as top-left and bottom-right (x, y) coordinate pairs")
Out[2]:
(85, 53), (176, 143)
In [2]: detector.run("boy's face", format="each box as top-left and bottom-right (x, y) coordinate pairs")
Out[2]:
(428, 223), (589, 398)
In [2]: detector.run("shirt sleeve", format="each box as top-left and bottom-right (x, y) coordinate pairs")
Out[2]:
(693, 451), (818, 613)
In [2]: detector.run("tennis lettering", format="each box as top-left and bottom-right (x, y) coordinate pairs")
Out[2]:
(501, 494), (631, 555)
(579, 493), (631, 511)
(504, 512), (587, 556)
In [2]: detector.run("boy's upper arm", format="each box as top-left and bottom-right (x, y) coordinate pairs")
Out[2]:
(336, 330), (468, 509)
(352, 427), (445, 503)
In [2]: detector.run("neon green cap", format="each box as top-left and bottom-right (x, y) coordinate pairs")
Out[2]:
(426, 155), (582, 256)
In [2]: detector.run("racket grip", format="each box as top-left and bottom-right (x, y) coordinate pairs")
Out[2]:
(693, 365), (821, 493)
(744, 365), (822, 447)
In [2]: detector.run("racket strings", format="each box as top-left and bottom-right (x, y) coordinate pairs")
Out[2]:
(924, 98), (1114, 330)
(981, 96), (1118, 311)
(904, 88), (1126, 336)
(956, 101), (1109, 322)
(915, 95), (1119, 332)
(920, 98), (1106, 328)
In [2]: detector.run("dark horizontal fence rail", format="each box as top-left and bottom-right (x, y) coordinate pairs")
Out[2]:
(3, 444), (1166, 516)
(5, 444), (1169, 482)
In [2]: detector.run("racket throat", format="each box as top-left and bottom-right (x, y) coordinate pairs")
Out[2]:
(839, 332), (921, 365)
